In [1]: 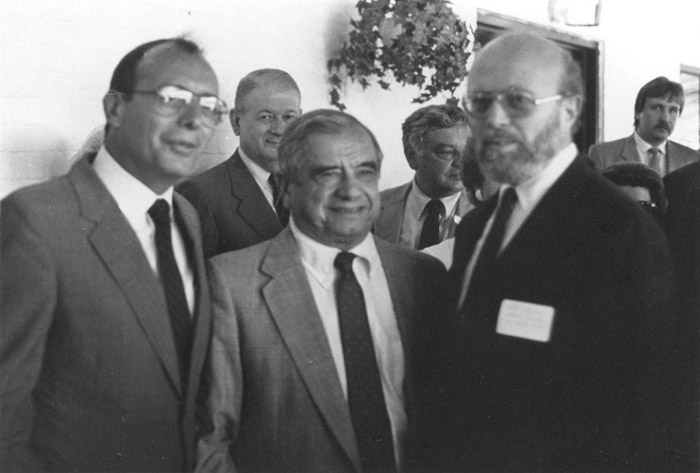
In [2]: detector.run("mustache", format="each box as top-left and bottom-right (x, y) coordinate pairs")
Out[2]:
(654, 122), (671, 132)
(479, 128), (522, 143)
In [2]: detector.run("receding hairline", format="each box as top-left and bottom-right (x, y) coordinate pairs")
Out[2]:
(470, 33), (568, 83)
(234, 69), (300, 111)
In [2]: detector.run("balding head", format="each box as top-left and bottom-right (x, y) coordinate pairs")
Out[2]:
(465, 33), (583, 185)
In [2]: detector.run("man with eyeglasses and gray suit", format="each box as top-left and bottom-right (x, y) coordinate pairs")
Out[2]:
(1, 37), (225, 472)
(417, 33), (686, 472)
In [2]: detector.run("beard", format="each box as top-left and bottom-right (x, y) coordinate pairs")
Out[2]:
(475, 112), (564, 186)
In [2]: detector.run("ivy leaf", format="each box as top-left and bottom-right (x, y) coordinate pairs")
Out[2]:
(327, 0), (473, 109)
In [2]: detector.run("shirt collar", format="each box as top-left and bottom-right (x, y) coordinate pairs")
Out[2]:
(93, 146), (173, 230)
(239, 147), (272, 182)
(634, 131), (667, 155)
(289, 217), (379, 289)
(406, 179), (462, 218)
(512, 142), (578, 214)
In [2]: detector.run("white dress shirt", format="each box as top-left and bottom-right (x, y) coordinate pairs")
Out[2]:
(238, 148), (276, 212)
(422, 237), (455, 270)
(633, 132), (667, 175)
(399, 180), (463, 249)
(458, 143), (578, 307)
(93, 146), (195, 314)
(289, 219), (407, 468)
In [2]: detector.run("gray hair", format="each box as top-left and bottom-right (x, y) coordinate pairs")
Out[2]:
(234, 69), (300, 112)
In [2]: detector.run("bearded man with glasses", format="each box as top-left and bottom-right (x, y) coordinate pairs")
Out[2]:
(1, 37), (223, 472)
(416, 33), (688, 472)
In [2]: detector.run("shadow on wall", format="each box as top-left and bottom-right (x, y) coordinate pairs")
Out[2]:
(2, 126), (73, 197)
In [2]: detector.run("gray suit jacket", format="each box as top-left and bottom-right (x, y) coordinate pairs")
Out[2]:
(197, 228), (445, 473)
(374, 182), (473, 246)
(0, 157), (212, 472)
(177, 150), (283, 258)
(588, 134), (699, 174)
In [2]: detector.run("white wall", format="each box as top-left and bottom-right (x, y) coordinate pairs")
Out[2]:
(2, 0), (700, 198)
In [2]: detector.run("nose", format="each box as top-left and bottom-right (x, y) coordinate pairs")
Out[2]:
(482, 97), (511, 128)
(178, 101), (206, 129)
(336, 172), (363, 199)
(269, 116), (287, 135)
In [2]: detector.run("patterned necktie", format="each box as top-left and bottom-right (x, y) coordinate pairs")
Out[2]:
(648, 147), (663, 176)
(268, 174), (290, 226)
(418, 199), (445, 250)
(462, 187), (518, 309)
(148, 199), (191, 386)
(334, 252), (396, 473)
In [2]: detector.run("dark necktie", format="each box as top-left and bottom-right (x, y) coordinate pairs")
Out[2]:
(334, 252), (396, 473)
(418, 199), (445, 250)
(462, 187), (518, 308)
(268, 174), (289, 226)
(148, 199), (191, 385)
(648, 147), (663, 175)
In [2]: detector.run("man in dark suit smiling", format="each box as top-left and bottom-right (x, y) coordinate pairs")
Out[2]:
(423, 33), (681, 472)
(177, 69), (301, 257)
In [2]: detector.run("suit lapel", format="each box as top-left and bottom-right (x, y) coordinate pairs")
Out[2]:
(375, 239), (414, 364)
(173, 194), (211, 398)
(498, 156), (590, 264)
(621, 134), (641, 162)
(447, 196), (498, 310)
(71, 159), (183, 395)
(227, 151), (282, 239)
(376, 183), (411, 243)
(260, 229), (361, 471)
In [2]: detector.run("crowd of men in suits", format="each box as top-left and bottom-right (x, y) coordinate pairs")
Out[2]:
(1, 30), (700, 473)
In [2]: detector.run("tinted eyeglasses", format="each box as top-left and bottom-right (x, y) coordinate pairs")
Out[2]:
(130, 85), (228, 127)
(465, 88), (564, 118)
(638, 201), (658, 213)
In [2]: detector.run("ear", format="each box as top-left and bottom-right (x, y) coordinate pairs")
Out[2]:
(103, 92), (126, 129)
(230, 109), (242, 136)
(405, 151), (418, 170)
(561, 95), (583, 129)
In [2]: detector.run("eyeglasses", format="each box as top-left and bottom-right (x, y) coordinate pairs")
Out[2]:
(130, 85), (228, 127)
(465, 89), (564, 117)
(638, 201), (658, 213)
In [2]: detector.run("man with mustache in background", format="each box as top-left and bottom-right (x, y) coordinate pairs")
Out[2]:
(589, 76), (699, 176)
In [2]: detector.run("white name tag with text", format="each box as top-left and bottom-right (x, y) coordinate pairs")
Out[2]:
(496, 299), (555, 342)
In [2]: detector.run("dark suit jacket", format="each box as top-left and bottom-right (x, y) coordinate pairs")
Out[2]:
(664, 161), (700, 469)
(176, 150), (283, 258)
(665, 160), (700, 313)
(424, 156), (680, 472)
(197, 228), (445, 473)
(374, 182), (473, 247)
(0, 157), (212, 472)
(589, 134), (699, 174)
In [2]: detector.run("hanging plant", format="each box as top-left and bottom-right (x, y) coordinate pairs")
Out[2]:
(327, 0), (474, 111)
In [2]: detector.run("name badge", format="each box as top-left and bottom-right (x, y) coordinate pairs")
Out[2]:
(496, 299), (555, 342)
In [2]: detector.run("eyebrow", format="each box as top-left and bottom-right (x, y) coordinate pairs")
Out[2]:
(309, 160), (378, 174)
